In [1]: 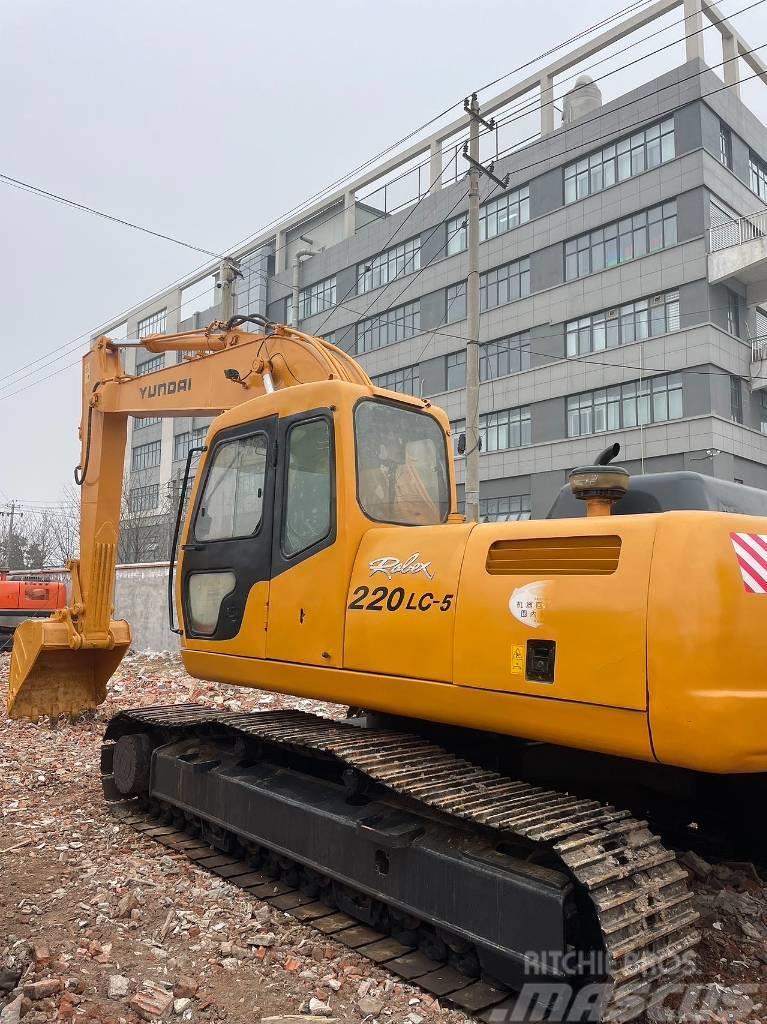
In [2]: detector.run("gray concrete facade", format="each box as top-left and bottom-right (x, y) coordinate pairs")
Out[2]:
(111, 54), (767, 525)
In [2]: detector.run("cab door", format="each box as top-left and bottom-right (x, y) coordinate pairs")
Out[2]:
(266, 409), (341, 667)
(181, 415), (276, 650)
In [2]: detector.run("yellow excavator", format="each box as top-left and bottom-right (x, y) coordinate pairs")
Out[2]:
(7, 315), (767, 1019)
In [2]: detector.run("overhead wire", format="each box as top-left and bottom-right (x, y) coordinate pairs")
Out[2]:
(1, 13), (764, 407)
(318, 51), (767, 349)
(0, 0), (710, 389)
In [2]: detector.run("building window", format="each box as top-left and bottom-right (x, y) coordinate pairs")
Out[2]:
(449, 418), (466, 456)
(176, 350), (197, 364)
(323, 332), (336, 347)
(567, 374), (683, 437)
(481, 333), (531, 380)
(447, 215), (467, 256)
(137, 309), (167, 338)
(127, 484), (160, 514)
(135, 354), (166, 376)
(356, 301), (421, 354)
(480, 258), (531, 310)
(131, 440), (162, 471)
(372, 364), (421, 396)
(446, 350), (466, 390)
(565, 202), (677, 281)
(480, 495), (531, 522)
(481, 407), (532, 452)
(446, 282), (467, 322)
(174, 427), (208, 462)
(299, 275), (336, 319)
(564, 119), (674, 204)
(719, 123), (733, 169)
(357, 238), (421, 294)
(749, 152), (767, 200)
(566, 290), (680, 356)
(727, 288), (740, 336)
(134, 416), (161, 429)
(730, 377), (743, 423)
(447, 185), (530, 255)
(760, 393), (767, 434)
(233, 247), (270, 321)
(480, 187), (530, 240)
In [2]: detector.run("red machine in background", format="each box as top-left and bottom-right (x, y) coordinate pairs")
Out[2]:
(0, 570), (66, 649)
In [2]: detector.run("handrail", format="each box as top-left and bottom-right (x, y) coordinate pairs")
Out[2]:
(709, 209), (767, 252)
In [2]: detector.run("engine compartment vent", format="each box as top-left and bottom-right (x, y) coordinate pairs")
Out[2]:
(486, 535), (622, 575)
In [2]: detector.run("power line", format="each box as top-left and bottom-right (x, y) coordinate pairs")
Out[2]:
(0, 175), (226, 259)
(2, 37), (765, 406)
(0, 277), (219, 395)
(315, 56), (767, 347)
(483, 0), (767, 140)
(0, 0), (712, 389)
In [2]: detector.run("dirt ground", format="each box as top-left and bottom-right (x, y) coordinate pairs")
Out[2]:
(1, 652), (765, 1024)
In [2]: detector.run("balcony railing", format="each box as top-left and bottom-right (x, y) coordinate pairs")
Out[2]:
(751, 335), (767, 362)
(709, 209), (767, 253)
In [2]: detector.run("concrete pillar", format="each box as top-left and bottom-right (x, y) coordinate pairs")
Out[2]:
(429, 140), (443, 192)
(683, 0), (705, 63)
(722, 33), (741, 97)
(540, 73), (555, 135)
(275, 229), (288, 274)
(343, 191), (356, 239)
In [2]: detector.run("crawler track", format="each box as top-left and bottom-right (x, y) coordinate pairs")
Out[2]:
(102, 705), (700, 1021)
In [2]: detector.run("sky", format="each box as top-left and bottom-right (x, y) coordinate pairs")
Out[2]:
(1, 0), (766, 509)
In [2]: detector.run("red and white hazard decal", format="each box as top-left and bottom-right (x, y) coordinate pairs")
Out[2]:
(730, 532), (767, 593)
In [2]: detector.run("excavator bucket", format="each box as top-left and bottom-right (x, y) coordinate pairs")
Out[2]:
(7, 616), (131, 721)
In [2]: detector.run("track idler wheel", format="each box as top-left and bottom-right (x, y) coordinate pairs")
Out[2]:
(113, 733), (153, 797)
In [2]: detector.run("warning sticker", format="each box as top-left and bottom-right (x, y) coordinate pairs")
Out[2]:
(730, 532), (767, 593)
(509, 581), (547, 629)
(510, 644), (525, 675)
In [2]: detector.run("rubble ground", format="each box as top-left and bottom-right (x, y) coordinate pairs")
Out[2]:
(1, 652), (766, 1024)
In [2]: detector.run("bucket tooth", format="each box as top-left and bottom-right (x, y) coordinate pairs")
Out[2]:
(7, 616), (131, 721)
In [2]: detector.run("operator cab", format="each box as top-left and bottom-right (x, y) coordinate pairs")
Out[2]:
(178, 385), (453, 647)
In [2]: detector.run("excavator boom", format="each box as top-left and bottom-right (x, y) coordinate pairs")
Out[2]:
(7, 318), (373, 719)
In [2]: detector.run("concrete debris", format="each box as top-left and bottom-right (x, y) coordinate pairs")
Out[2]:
(1, 651), (766, 1024)
(681, 849), (714, 880)
(358, 994), (385, 1016)
(106, 974), (129, 999)
(308, 996), (334, 1016)
(0, 997), (22, 1024)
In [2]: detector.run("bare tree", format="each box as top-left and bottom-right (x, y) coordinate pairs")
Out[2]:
(24, 511), (60, 568)
(118, 472), (176, 564)
(50, 486), (81, 566)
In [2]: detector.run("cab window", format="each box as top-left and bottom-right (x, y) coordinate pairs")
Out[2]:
(355, 400), (450, 525)
(194, 434), (267, 541)
(283, 418), (332, 556)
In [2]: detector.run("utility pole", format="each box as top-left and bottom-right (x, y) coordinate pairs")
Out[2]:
(218, 257), (241, 321)
(0, 500), (23, 567)
(462, 95), (509, 523)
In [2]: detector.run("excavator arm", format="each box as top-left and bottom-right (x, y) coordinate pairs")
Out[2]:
(7, 317), (371, 720)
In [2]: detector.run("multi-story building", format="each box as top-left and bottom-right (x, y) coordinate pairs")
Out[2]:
(102, 0), (767, 553)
